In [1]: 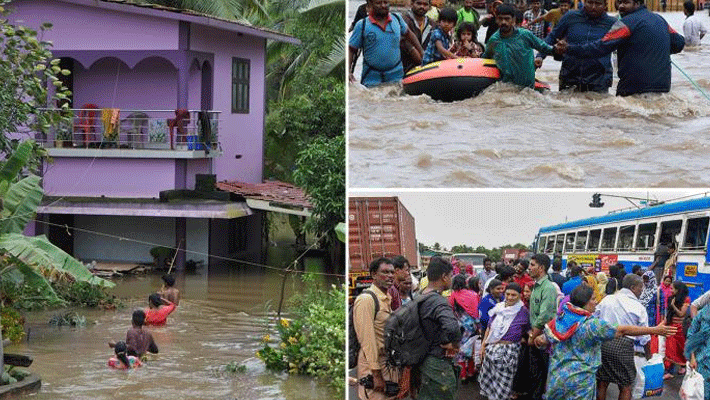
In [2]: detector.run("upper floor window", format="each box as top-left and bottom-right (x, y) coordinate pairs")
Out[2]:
(232, 58), (250, 113)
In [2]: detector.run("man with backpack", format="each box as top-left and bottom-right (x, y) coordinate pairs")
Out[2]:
(348, 0), (424, 87)
(353, 257), (396, 400)
(414, 257), (462, 400)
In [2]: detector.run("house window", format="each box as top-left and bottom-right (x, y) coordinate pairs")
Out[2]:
(232, 58), (250, 114)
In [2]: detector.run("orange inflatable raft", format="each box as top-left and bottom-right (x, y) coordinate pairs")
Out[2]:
(402, 58), (551, 102)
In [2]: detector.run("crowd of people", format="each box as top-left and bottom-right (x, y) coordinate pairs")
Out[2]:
(348, 0), (706, 95)
(107, 274), (180, 370)
(352, 248), (710, 400)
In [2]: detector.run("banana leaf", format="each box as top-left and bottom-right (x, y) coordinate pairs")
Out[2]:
(0, 175), (43, 234)
(0, 141), (33, 197)
(0, 233), (114, 288)
(1, 260), (66, 306)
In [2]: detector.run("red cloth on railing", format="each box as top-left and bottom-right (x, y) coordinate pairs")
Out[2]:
(77, 104), (99, 146)
(167, 109), (190, 150)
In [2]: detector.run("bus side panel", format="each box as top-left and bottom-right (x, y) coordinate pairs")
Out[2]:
(677, 254), (709, 301)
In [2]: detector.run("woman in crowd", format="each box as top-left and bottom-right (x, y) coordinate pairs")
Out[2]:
(449, 274), (480, 381)
(522, 281), (533, 309)
(478, 283), (530, 400)
(657, 275), (674, 323)
(664, 281), (690, 379)
(479, 279), (504, 334)
(685, 297), (710, 400)
(535, 285), (677, 400)
(596, 272), (608, 301)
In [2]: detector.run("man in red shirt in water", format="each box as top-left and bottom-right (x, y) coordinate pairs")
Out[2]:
(144, 293), (176, 326)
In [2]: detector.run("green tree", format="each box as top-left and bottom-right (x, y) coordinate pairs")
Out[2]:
(0, 1), (71, 168)
(292, 136), (344, 271)
(0, 140), (113, 372)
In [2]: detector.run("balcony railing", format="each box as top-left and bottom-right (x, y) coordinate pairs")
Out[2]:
(37, 109), (220, 151)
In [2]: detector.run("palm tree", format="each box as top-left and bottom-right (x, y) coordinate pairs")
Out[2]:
(139, 0), (271, 23)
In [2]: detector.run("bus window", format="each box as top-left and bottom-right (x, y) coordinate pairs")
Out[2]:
(545, 235), (555, 253)
(660, 220), (682, 246)
(538, 236), (547, 253)
(618, 225), (635, 250)
(575, 231), (587, 252)
(636, 222), (657, 250)
(601, 227), (617, 251)
(555, 234), (564, 254)
(565, 233), (575, 253)
(683, 217), (709, 250)
(588, 229), (601, 251)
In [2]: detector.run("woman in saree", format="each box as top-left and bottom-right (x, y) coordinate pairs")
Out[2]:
(664, 280), (690, 379)
(449, 273), (480, 381)
(535, 285), (677, 400)
(478, 283), (530, 400)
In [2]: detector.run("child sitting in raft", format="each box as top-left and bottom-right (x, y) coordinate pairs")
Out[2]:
(450, 22), (484, 57)
(421, 7), (459, 65)
(108, 341), (142, 369)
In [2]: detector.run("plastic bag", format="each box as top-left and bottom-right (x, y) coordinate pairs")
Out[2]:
(632, 354), (664, 399)
(460, 335), (476, 358)
(473, 337), (483, 367)
(679, 364), (704, 400)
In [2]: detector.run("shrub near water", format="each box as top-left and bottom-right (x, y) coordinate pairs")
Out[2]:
(257, 274), (345, 397)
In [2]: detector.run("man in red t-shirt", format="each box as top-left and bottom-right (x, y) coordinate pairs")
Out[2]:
(513, 258), (534, 289)
(144, 293), (176, 326)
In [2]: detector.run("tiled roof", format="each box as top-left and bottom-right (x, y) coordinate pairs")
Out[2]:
(216, 180), (312, 210)
(63, 0), (297, 42)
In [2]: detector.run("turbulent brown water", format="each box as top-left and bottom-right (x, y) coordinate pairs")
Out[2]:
(348, 9), (710, 188)
(13, 268), (336, 400)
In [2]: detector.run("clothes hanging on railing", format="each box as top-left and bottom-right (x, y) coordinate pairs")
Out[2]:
(167, 109), (190, 150)
(101, 108), (120, 142)
(198, 110), (212, 154)
(77, 104), (99, 147)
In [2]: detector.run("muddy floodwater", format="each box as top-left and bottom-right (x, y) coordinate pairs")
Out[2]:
(348, 8), (710, 188)
(12, 267), (336, 400)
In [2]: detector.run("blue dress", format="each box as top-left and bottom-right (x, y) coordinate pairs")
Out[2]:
(545, 317), (617, 400)
(478, 294), (499, 334)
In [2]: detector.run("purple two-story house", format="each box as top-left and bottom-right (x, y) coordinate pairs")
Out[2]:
(10, 0), (302, 268)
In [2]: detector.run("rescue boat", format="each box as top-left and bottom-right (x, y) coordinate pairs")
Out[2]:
(402, 58), (551, 102)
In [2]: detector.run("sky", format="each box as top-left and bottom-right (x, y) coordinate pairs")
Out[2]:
(348, 190), (705, 250)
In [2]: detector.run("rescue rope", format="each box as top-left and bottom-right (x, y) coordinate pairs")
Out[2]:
(671, 59), (710, 103)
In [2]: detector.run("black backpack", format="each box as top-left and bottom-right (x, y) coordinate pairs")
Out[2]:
(383, 292), (436, 367)
(348, 290), (379, 369)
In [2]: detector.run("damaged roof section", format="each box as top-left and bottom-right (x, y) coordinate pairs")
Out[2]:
(216, 181), (312, 217)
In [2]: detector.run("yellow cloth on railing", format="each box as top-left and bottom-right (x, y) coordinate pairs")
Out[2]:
(101, 108), (120, 141)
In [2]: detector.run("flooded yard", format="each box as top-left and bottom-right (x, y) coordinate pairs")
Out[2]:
(12, 266), (336, 400)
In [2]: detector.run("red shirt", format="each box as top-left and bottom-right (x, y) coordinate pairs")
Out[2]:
(513, 274), (534, 289)
(144, 303), (176, 326)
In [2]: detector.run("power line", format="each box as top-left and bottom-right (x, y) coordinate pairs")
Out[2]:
(32, 219), (345, 279)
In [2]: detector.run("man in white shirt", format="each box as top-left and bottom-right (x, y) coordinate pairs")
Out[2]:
(683, 0), (707, 46)
(595, 274), (649, 400)
(691, 288), (710, 317)
(477, 258), (497, 290)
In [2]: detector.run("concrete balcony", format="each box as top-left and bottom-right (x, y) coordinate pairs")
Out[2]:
(38, 108), (221, 158)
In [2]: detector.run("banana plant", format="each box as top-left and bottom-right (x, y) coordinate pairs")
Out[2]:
(0, 140), (113, 305)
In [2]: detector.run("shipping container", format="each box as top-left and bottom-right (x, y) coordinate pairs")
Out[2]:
(348, 197), (417, 299)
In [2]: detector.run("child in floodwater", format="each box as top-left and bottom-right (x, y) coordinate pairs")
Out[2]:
(159, 274), (180, 306)
(108, 341), (141, 369)
(450, 22), (484, 57)
(145, 293), (176, 326)
(109, 310), (159, 359)
(421, 7), (459, 65)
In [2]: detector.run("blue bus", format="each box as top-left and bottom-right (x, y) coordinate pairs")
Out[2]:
(534, 196), (710, 300)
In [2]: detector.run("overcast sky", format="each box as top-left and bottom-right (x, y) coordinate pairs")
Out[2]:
(348, 190), (706, 249)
